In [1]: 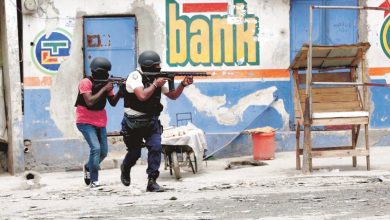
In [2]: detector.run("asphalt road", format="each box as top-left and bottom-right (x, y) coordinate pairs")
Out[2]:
(2, 150), (390, 219)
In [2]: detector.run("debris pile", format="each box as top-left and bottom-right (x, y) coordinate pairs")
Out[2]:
(244, 126), (275, 134)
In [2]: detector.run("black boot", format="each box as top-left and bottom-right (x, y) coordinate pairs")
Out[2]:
(146, 178), (165, 192)
(120, 164), (131, 186)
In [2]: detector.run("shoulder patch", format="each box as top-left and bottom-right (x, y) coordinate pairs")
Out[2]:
(132, 73), (138, 80)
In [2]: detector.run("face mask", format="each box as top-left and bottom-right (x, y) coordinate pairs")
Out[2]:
(92, 70), (109, 80)
(141, 66), (161, 73)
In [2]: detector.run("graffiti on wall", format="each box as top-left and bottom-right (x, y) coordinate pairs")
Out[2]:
(31, 29), (72, 75)
(166, 0), (259, 67)
(380, 0), (390, 59)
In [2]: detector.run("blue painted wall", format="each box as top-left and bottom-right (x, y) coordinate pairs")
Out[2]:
(291, 0), (358, 60)
(23, 89), (63, 139)
(21, 0), (390, 171)
(369, 79), (390, 128)
(165, 81), (290, 132)
(23, 81), (290, 138)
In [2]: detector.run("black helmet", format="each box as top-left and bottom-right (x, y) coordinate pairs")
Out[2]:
(90, 57), (111, 74)
(138, 50), (161, 67)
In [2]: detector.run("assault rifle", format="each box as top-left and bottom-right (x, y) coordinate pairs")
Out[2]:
(143, 71), (211, 91)
(94, 75), (126, 86)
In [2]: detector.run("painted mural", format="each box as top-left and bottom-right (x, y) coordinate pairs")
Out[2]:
(369, 1), (390, 128)
(15, 0), (390, 171)
(166, 0), (259, 66)
(24, 28), (73, 139)
(379, 0), (390, 59)
(31, 28), (72, 75)
(20, 0), (292, 169)
(162, 0), (289, 133)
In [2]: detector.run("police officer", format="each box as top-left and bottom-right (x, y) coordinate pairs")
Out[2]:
(75, 57), (122, 188)
(120, 50), (193, 192)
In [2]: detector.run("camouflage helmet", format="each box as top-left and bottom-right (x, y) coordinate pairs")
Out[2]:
(138, 50), (161, 67)
(90, 57), (111, 73)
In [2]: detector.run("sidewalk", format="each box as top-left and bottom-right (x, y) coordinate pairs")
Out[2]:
(2, 146), (390, 191)
(2, 147), (390, 219)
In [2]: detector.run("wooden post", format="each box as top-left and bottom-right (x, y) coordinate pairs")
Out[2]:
(362, 51), (368, 111)
(351, 68), (356, 81)
(362, 51), (370, 171)
(365, 124), (370, 171)
(302, 6), (314, 174)
(307, 6), (313, 117)
(352, 66), (358, 168)
(295, 122), (301, 170)
(293, 70), (302, 170)
(1, 0), (25, 174)
(302, 97), (311, 173)
(352, 125), (357, 167)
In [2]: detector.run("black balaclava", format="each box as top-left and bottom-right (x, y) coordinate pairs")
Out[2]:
(141, 66), (161, 73)
(92, 70), (109, 80)
(141, 66), (161, 82)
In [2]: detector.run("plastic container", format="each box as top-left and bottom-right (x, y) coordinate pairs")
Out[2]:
(251, 131), (275, 160)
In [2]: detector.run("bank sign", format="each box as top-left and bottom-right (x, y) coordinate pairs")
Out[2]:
(166, 0), (260, 67)
(31, 29), (72, 75)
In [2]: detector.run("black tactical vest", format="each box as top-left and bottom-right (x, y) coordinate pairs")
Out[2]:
(74, 76), (107, 111)
(123, 71), (163, 116)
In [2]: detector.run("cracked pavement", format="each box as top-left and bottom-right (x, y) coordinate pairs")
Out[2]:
(2, 148), (390, 219)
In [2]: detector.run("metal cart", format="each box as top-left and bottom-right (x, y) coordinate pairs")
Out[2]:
(162, 144), (197, 179)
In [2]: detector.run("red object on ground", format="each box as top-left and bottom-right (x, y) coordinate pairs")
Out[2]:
(251, 132), (275, 160)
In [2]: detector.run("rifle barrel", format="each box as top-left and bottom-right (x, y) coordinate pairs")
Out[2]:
(94, 79), (125, 84)
(172, 73), (211, 76)
(144, 72), (211, 76)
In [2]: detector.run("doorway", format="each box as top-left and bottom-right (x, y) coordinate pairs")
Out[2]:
(83, 16), (137, 132)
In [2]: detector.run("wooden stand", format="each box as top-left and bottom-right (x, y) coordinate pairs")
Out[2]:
(290, 43), (371, 172)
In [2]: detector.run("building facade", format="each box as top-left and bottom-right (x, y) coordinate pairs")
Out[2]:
(1, 0), (390, 173)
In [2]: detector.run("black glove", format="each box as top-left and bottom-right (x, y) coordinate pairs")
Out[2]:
(118, 84), (126, 96)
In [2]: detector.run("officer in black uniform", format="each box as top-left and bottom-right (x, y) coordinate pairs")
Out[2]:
(120, 50), (193, 192)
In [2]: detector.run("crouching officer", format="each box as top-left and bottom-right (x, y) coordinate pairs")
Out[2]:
(120, 50), (193, 192)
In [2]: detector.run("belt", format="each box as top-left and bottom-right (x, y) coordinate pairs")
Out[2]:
(124, 113), (153, 119)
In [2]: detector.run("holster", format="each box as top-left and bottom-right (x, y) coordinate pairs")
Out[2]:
(122, 114), (154, 130)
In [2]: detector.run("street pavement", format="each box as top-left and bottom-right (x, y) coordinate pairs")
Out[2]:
(2, 147), (390, 219)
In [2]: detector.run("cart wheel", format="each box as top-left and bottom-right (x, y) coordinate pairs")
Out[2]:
(171, 151), (181, 179)
(164, 154), (169, 170)
(193, 154), (197, 173)
(168, 153), (173, 175)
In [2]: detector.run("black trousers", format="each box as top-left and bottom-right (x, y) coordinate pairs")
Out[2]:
(121, 114), (162, 179)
